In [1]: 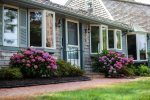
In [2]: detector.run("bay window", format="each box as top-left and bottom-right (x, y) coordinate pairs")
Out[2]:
(127, 33), (147, 61)
(29, 10), (56, 49)
(108, 29), (122, 50)
(3, 6), (18, 47)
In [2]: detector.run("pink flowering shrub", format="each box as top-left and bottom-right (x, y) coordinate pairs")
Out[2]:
(95, 50), (134, 77)
(10, 48), (57, 78)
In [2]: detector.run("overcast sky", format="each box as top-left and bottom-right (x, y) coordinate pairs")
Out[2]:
(50, 0), (150, 5)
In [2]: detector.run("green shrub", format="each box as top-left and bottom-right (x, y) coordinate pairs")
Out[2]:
(121, 67), (135, 76)
(138, 65), (150, 76)
(0, 68), (23, 80)
(56, 60), (84, 77)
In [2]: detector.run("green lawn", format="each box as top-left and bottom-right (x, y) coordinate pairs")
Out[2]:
(35, 78), (150, 100)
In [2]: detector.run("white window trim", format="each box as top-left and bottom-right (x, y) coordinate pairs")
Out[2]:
(65, 19), (80, 48)
(115, 29), (122, 50)
(127, 33), (148, 61)
(28, 10), (56, 49)
(65, 19), (80, 62)
(44, 10), (56, 49)
(90, 24), (101, 54)
(2, 4), (19, 47)
(101, 25), (108, 50)
(108, 29), (122, 50)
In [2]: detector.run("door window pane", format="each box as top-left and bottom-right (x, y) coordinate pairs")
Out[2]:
(127, 35), (137, 60)
(138, 34), (146, 60)
(108, 30), (114, 48)
(68, 47), (78, 59)
(102, 27), (107, 50)
(67, 22), (78, 45)
(116, 30), (122, 49)
(46, 12), (54, 48)
(3, 7), (18, 46)
(91, 26), (99, 53)
(30, 11), (42, 47)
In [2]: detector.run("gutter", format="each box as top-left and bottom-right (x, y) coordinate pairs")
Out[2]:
(4, 0), (132, 30)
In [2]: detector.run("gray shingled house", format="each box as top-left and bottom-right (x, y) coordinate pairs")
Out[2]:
(0, 0), (136, 71)
(66, 0), (150, 68)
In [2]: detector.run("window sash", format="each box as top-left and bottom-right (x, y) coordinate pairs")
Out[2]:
(45, 11), (56, 49)
(90, 25), (100, 54)
(3, 5), (19, 47)
(108, 29), (122, 50)
(101, 25), (108, 50)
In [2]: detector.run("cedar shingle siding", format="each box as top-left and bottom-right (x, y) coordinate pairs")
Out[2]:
(103, 0), (150, 32)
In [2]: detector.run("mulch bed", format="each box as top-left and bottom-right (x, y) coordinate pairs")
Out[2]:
(0, 76), (91, 88)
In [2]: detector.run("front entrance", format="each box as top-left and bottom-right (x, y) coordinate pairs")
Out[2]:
(66, 19), (80, 67)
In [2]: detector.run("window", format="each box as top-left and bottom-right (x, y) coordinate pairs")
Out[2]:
(108, 29), (122, 50)
(67, 21), (78, 45)
(116, 30), (122, 49)
(30, 11), (42, 47)
(46, 11), (55, 48)
(90, 26), (100, 53)
(29, 10), (56, 49)
(3, 6), (18, 47)
(102, 26), (108, 50)
(108, 30), (114, 48)
(127, 34), (147, 61)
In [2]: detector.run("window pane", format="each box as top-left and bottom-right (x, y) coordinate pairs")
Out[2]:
(108, 30), (114, 48)
(30, 11), (42, 47)
(127, 35), (137, 60)
(46, 12), (54, 48)
(3, 7), (18, 46)
(102, 27), (107, 50)
(138, 34), (146, 60)
(68, 47), (78, 59)
(91, 26), (99, 53)
(116, 31), (121, 49)
(67, 22), (78, 45)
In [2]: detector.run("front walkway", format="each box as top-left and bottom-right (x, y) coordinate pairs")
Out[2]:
(0, 78), (136, 99)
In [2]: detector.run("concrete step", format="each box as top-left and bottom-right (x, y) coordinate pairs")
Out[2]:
(85, 72), (105, 79)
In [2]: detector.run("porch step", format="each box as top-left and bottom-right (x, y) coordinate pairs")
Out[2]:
(85, 72), (105, 79)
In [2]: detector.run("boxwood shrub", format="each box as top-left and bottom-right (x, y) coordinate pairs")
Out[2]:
(0, 68), (23, 80)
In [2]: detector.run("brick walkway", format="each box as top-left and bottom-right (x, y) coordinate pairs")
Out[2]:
(0, 78), (136, 99)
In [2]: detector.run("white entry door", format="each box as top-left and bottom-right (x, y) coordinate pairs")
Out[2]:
(66, 20), (80, 67)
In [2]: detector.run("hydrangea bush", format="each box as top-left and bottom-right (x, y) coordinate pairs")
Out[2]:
(10, 48), (57, 78)
(97, 50), (134, 77)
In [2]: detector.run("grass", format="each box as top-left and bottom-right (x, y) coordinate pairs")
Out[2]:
(35, 78), (150, 100)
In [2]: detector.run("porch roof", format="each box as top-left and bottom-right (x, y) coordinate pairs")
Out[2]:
(2, 0), (132, 30)
(131, 24), (149, 33)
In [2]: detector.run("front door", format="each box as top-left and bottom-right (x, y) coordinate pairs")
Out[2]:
(66, 20), (80, 67)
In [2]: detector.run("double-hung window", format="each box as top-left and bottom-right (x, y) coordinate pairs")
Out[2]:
(3, 5), (19, 47)
(29, 10), (56, 49)
(108, 29), (122, 50)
